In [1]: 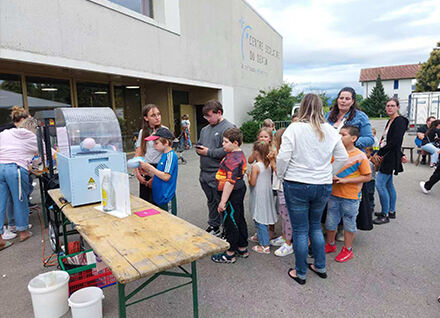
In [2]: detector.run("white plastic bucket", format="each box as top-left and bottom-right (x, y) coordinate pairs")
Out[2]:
(68, 286), (104, 318)
(27, 270), (70, 318)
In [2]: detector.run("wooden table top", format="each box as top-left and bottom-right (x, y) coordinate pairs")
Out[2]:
(48, 189), (229, 284)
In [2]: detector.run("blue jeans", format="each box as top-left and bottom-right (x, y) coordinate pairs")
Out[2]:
(6, 195), (14, 226)
(421, 143), (439, 164)
(375, 172), (396, 216)
(284, 181), (332, 280)
(326, 195), (360, 232)
(0, 163), (30, 234)
(5, 173), (34, 227)
(254, 221), (270, 246)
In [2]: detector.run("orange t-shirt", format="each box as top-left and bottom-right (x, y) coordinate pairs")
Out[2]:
(332, 148), (371, 200)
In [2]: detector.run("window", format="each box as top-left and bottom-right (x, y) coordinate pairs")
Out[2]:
(394, 79), (399, 90)
(108, 0), (153, 18)
(77, 82), (110, 107)
(0, 73), (23, 126)
(26, 76), (71, 115)
(393, 94), (398, 98)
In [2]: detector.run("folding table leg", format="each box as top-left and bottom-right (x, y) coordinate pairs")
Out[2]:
(118, 282), (127, 318)
(191, 261), (198, 318)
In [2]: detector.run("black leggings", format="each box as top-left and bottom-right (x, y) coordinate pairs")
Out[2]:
(425, 164), (440, 190)
(221, 187), (248, 252)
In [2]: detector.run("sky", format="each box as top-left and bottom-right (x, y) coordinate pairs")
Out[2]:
(247, 0), (440, 97)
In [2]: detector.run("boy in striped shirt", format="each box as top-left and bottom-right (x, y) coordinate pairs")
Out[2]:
(325, 125), (371, 262)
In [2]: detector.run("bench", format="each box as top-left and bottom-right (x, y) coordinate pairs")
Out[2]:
(401, 146), (414, 163)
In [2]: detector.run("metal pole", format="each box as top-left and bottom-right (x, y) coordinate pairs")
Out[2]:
(191, 261), (199, 318)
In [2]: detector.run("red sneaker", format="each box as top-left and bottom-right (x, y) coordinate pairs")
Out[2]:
(335, 246), (353, 263)
(325, 243), (337, 253)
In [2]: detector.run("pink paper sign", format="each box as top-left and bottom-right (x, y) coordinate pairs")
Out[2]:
(134, 209), (161, 217)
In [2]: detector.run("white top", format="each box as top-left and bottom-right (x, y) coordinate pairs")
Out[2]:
(250, 162), (277, 225)
(277, 122), (348, 184)
(135, 126), (168, 164)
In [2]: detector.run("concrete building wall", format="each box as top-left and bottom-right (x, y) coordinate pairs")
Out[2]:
(0, 0), (283, 125)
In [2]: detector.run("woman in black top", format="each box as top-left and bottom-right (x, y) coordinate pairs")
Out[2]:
(421, 120), (440, 168)
(373, 98), (408, 225)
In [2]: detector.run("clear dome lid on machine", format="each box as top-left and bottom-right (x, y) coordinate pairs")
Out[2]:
(55, 107), (123, 157)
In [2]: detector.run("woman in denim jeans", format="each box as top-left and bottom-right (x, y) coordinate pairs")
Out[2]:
(0, 117), (40, 250)
(372, 98), (408, 225)
(277, 94), (348, 285)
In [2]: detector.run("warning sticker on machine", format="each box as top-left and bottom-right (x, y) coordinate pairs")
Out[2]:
(88, 177), (96, 190)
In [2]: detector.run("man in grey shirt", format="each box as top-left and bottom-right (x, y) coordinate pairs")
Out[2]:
(196, 100), (235, 236)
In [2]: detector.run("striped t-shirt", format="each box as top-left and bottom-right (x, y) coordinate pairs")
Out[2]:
(332, 148), (371, 200)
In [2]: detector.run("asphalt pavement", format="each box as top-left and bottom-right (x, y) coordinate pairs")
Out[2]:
(1, 120), (440, 318)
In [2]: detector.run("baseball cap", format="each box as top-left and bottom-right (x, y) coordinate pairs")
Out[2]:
(145, 127), (175, 141)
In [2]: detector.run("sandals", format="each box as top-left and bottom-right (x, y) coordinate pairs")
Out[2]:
(252, 245), (270, 254)
(248, 234), (258, 243)
(308, 263), (327, 279)
(211, 252), (236, 264)
(19, 231), (33, 242)
(0, 241), (13, 251)
(235, 248), (249, 258)
(288, 268), (306, 285)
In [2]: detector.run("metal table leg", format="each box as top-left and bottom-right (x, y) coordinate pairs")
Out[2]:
(118, 282), (127, 318)
(191, 261), (199, 318)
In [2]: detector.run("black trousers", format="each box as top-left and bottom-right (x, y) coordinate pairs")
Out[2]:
(425, 164), (440, 190)
(200, 180), (222, 228)
(139, 175), (154, 204)
(221, 187), (248, 252)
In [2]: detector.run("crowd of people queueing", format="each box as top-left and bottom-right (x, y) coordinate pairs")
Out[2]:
(2, 86), (435, 287)
(188, 88), (411, 284)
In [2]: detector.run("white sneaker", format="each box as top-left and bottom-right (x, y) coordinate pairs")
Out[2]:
(335, 230), (344, 242)
(274, 242), (293, 257)
(8, 224), (32, 233)
(2, 227), (17, 240)
(420, 181), (430, 194)
(270, 235), (285, 247)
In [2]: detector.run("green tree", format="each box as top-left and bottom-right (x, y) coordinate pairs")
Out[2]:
(361, 75), (388, 117)
(416, 41), (440, 92)
(248, 83), (300, 121)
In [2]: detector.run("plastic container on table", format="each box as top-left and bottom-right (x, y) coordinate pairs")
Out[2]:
(69, 286), (104, 318)
(27, 270), (70, 318)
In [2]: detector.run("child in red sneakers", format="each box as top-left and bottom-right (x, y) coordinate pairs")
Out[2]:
(325, 125), (371, 262)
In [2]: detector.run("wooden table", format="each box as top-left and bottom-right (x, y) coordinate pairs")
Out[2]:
(48, 189), (229, 317)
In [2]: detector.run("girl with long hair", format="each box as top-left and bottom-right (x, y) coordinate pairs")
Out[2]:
(135, 104), (166, 203)
(248, 140), (277, 254)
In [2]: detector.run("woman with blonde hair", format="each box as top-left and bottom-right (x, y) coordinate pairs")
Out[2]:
(0, 106), (30, 241)
(277, 93), (348, 285)
(0, 117), (39, 249)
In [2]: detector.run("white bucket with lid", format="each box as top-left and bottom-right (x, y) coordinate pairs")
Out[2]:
(68, 286), (104, 318)
(27, 270), (70, 318)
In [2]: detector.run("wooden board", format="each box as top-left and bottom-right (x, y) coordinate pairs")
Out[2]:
(48, 189), (229, 284)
